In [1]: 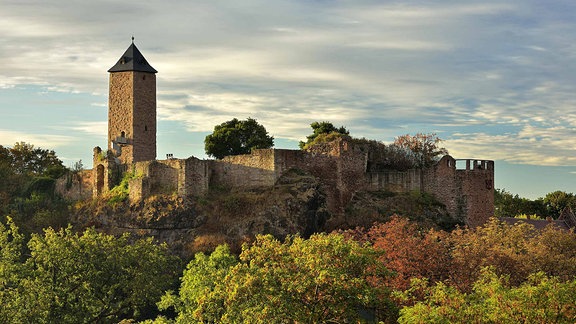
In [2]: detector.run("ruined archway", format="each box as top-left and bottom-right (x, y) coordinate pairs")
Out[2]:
(96, 164), (105, 195)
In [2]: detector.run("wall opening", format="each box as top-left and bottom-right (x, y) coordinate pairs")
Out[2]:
(96, 164), (105, 195)
(455, 160), (468, 170)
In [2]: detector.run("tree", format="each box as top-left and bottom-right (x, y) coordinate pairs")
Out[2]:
(0, 222), (180, 323)
(204, 118), (274, 159)
(543, 191), (576, 219)
(0, 218), (26, 323)
(1, 143), (70, 233)
(299, 121), (349, 149)
(363, 217), (452, 292)
(159, 244), (238, 323)
(161, 234), (393, 323)
(494, 188), (549, 218)
(392, 133), (448, 168)
(8, 142), (66, 178)
(398, 268), (576, 324)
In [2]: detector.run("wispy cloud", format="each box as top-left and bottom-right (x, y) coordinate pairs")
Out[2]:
(0, 130), (73, 149)
(0, 0), (575, 171)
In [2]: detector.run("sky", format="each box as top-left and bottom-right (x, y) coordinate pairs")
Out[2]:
(0, 0), (575, 199)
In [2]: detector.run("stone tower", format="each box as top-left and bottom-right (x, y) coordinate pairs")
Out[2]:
(107, 40), (157, 164)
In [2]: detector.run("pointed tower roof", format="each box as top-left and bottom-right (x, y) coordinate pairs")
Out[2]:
(108, 40), (157, 73)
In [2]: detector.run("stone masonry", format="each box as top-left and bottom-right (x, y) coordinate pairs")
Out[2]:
(55, 41), (496, 228)
(108, 71), (157, 164)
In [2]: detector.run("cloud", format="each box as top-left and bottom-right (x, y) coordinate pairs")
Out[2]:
(68, 122), (108, 137)
(0, 0), (575, 169)
(0, 130), (73, 149)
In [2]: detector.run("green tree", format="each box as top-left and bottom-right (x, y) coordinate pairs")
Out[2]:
(9, 142), (66, 178)
(1, 143), (71, 233)
(299, 121), (349, 149)
(204, 118), (274, 159)
(543, 190), (576, 219)
(392, 133), (448, 168)
(0, 222), (180, 323)
(0, 218), (26, 323)
(161, 233), (392, 323)
(398, 268), (576, 324)
(159, 244), (238, 323)
(494, 188), (549, 218)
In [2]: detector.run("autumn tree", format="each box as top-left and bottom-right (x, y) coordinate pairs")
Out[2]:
(363, 216), (452, 292)
(204, 118), (274, 159)
(161, 233), (393, 323)
(299, 121), (349, 149)
(398, 268), (576, 324)
(392, 133), (448, 168)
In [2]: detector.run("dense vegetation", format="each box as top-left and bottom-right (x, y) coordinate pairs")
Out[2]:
(1, 140), (575, 322)
(150, 217), (575, 323)
(0, 142), (72, 234)
(0, 220), (180, 323)
(495, 188), (576, 219)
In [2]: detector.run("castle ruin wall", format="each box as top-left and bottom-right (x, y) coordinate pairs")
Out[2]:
(182, 157), (210, 196)
(210, 149), (277, 188)
(455, 159), (494, 227)
(366, 170), (422, 192)
(55, 169), (94, 201)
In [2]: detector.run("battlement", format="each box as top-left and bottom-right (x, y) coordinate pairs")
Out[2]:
(454, 159), (494, 171)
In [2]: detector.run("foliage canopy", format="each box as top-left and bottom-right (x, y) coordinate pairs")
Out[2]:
(204, 118), (274, 159)
(0, 220), (180, 323)
(160, 233), (393, 323)
(399, 268), (576, 324)
(299, 121), (349, 149)
(392, 133), (448, 168)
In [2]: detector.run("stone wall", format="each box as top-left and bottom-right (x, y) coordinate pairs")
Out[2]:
(55, 170), (94, 201)
(108, 71), (156, 164)
(366, 170), (422, 192)
(128, 157), (211, 201)
(421, 156), (494, 227)
(210, 149), (277, 188)
(132, 72), (156, 162)
(273, 140), (367, 216)
(182, 157), (210, 196)
(87, 137), (494, 227)
(108, 72), (134, 164)
(455, 159), (494, 227)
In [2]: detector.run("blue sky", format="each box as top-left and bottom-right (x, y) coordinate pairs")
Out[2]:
(0, 0), (575, 199)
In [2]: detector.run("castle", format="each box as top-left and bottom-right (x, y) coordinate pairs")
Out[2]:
(59, 42), (495, 227)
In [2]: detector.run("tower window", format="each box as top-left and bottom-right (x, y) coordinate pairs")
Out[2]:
(143, 75), (146, 80)
(144, 126), (148, 131)
(121, 131), (126, 138)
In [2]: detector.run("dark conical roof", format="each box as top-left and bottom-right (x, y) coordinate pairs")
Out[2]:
(108, 42), (157, 73)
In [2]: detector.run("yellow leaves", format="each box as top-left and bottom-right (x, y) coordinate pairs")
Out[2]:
(171, 232), (391, 323)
